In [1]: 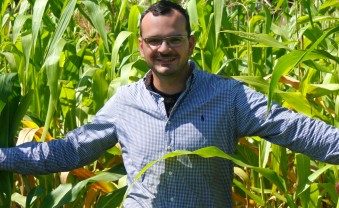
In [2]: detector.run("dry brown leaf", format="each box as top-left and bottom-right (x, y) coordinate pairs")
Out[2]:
(264, 74), (300, 89)
(17, 128), (40, 145)
(70, 168), (114, 193)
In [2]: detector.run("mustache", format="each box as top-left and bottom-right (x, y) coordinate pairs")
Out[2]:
(155, 53), (177, 58)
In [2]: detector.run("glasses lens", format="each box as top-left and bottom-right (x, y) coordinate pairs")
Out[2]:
(143, 37), (162, 47)
(167, 36), (186, 47)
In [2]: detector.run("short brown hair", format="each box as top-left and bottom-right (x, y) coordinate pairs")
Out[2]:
(139, 1), (191, 37)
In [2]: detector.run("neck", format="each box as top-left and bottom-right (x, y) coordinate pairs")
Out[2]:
(152, 64), (192, 95)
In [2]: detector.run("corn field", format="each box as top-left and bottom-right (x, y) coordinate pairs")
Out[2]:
(1, 0), (339, 207)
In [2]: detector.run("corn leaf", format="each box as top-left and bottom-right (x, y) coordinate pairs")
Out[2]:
(123, 146), (290, 205)
(41, 38), (67, 141)
(12, 15), (30, 44)
(81, 0), (109, 51)
(0, 73), (19, 112)
(268, 46), (339, 113)
(295, 154), (311, 206)
(32, 0), (48, 48)
(296, 164), (333, 197)
(110, 31), (132, 79)
(40, 171), (126, 208)
(214, 0), (224, 46)
(0, 73), (21, 208)
(45, 0), (77, 58)
(277, 91), (328, 121)
(127, 5), (140, 52)
(92, 68), (109, 112)
(95, 186), (127, 208)
(222, 30), (291, 50)
(233, 179), (265, 206)
(306, 84), (339, 98)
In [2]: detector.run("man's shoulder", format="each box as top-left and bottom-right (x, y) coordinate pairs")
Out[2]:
(112, 79), (148, 102)
(194, 69), (240, 88)
(118, 78), (145, 93)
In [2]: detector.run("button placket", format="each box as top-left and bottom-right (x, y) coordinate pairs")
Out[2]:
(165, 118), (174, 152)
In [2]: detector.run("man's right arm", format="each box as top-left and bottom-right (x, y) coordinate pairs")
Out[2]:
(0, 87), (124, 175)
(0, 121), (117, 175)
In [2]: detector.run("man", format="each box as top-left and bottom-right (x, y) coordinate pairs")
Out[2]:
(1, 1), (339, 207)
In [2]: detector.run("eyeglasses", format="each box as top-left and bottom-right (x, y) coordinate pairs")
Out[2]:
(142, 35), (188, 48)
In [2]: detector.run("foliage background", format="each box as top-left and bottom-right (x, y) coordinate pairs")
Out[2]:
(0, 0), (339, 207)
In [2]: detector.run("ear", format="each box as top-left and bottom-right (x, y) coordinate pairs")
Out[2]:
(138, 37), (145, 58)
(188, 35), (195, 55)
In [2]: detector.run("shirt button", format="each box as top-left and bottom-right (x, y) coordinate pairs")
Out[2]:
(166, 146), (172, 151)
(170, 197), (174, 202)
(169, 171), (173, 176)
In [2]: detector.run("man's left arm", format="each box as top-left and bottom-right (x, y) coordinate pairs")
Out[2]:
(234, 83), (339, 164)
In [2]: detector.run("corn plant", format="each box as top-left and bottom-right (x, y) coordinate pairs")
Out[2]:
(1, 0), (339, 207)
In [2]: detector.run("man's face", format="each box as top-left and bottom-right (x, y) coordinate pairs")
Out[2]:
(139, 10), (195, 79)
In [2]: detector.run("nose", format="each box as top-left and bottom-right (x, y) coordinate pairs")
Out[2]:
(157, 40), (171, 52)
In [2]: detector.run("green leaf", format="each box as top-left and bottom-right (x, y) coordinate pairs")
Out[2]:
(41, 38), (67, 142)
(45, 38), (66, 102)
(296, 164), (333, 197)
(319, 0), (339, 14)
(268, 46), (339, 113)
(233, 179), (265, 206)
(309, 183), (320, 207)
(127, 5), (140, 52)
(12, 14), (30, 44)
(45, 0), (77, 59)
(31, 0), (48, 48)
(249, 15), (265, 33)
(21, 34), (33, 86)
(214, 0), (224, 46)
(41, 171), (126, 208)
(106, 146), (122, 156)
(92, 68), (109, 112)
(10, 90), (33, 141)
(0, 73), (21, 208)
(1, 0), (11, 24)
(114, 0), (127, 32)
(110, 31), (132, 80)
(186, 0), (199, 30)
(26, 186), (44, 208)
(298, 15), (339, 25)
(123, 146), (289, 204)
(259, 140), (271, 168)
(96, 186), (127, 208)
(81, 0), (109, 51)
(306, 84), (339, 98)
(276, 91), (328, 121)
(232, 76), (269, 93)
(40, 183), (73, 208)
(1, 51), (17, 72)
(0, 73), (19, 112)
(221, 30), (291, 50)
(59, 81), (75, 118)
(295, 154), (311, 206)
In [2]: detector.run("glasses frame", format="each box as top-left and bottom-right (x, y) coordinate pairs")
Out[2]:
(141, 35), (189, 49)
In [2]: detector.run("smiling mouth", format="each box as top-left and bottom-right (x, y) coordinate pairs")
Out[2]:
(155, 54), (177, 63)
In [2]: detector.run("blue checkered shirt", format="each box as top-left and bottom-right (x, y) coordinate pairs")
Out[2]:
(1, 60), (339, 207)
